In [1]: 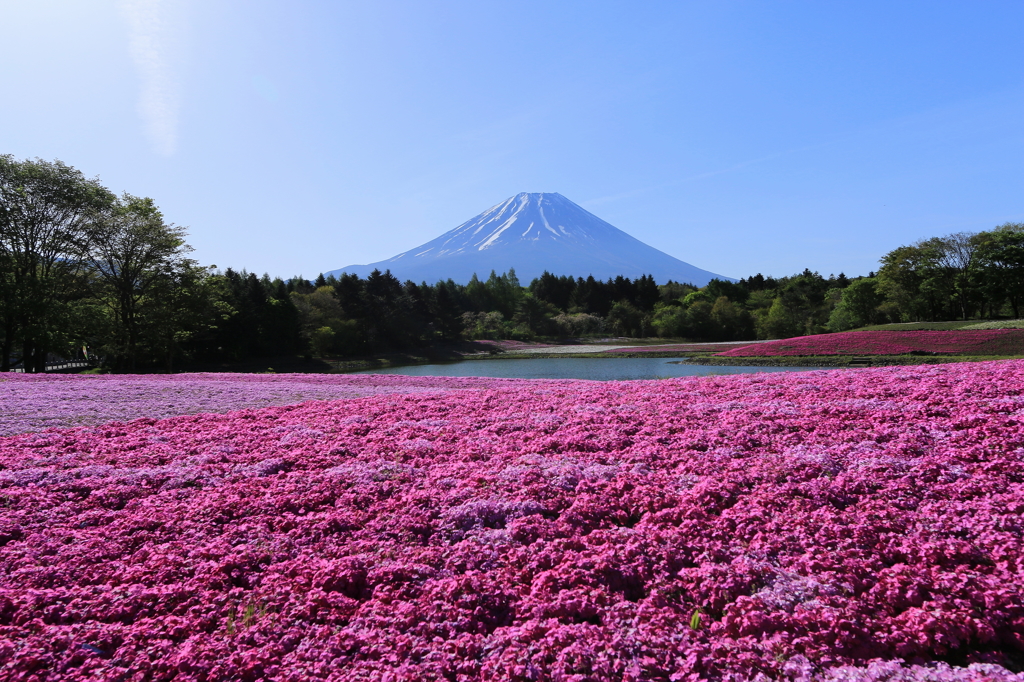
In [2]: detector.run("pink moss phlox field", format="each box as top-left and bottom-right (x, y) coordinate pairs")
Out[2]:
(716, 330), (1024, 357)
(0, 373), (520, 437)
(2, 363), (1024, 681)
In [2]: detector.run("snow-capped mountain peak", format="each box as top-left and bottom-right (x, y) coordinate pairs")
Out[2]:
(327, 192), (732, 285)
(421, 193), (615, 256)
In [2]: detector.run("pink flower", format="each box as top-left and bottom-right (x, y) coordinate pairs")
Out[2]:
(715, 329), (1024, 357)
(1, 362), (1023, 680)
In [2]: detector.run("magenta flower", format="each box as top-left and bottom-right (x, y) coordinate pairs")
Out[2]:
(716, 330), (1024, 357)
(1, 363), (1023, 680)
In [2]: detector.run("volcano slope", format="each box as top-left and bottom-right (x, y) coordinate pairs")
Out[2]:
(328, 191), (732, 285)
(1, 363), (1022, 681)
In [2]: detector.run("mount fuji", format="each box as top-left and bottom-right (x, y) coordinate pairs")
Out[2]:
(326, 192), (733, 285)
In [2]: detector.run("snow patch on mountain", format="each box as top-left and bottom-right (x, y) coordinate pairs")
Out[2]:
(326, 192), (733, 285)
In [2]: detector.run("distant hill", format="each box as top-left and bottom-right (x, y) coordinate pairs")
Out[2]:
(326, 192), (734, 285)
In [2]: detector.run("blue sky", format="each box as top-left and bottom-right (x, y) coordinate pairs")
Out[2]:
(4, 1), (1022, 281)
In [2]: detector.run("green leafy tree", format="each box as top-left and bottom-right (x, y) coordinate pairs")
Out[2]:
(529, 271), (577, 310)
(876, 244), (932, 321)
(552, 312), (604, 337)
(681, 289), (715, 308)
(606, 301), (647, 337)
(291, 286), (349, 355)
(144, 262), (221, 371)
(0, 156), (113, 371)
(363, 269), (414, 350)
(429, 281), (464, 341)
(975, 223), (1024, 318)
(658, 280), (697, 304)
(88, 194), (194, 371)
(758, 297), (803, 339)
(634, 274), (661, 311)
(651, 302), (687, 338)
(877, 237), (976, 321)
(704, 278), (749, 305)
(461, 311), (507, 340)
(685, 301), (716, 339)
(827, 277), (883, 331)
(572, 275), (612, 316)
(514, 292), (559, 336)
(931, 232), (980, 320)
(310, 326), (336, 356)
(465, 273), (493, 312)
(709, 296), (753, 340)
(485, 269), (523, 319)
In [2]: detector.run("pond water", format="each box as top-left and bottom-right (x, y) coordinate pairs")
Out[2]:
(356, 357), (819, 381)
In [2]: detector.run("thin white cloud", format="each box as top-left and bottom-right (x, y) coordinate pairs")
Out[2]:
(121, 0), (180, 156)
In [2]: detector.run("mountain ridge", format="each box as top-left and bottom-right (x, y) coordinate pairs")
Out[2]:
(326, 192), (734, 285)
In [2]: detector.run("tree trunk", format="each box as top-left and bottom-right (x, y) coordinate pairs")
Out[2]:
(22, 339), (46, 373)
(33, 345), (47, 373)
(22, 339), (33, 373)
(0, 321), (12, 372)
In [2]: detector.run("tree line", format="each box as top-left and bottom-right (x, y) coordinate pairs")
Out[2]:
(3, 155), (1022, 372)
(833, 228), (1024, 328)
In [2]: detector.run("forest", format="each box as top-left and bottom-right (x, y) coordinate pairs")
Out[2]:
(3, 155), (1023, 372)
